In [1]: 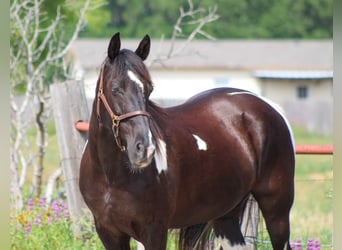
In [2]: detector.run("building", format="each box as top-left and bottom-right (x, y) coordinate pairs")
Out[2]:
(70, 38), (332, 134)
(254, 70), (333, 134)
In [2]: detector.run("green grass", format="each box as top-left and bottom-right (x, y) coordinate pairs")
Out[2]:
(12, 124), (333, 249)
(291, 125), (333, 237)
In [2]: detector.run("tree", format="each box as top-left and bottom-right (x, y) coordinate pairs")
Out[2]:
(81, 0), (332, 39)
(10, 0), (103, 209)
(148, 0), (219, 66)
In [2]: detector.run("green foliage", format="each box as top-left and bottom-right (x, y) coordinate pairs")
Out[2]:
(80, 0), (332, 39)
(11, 198), (104, 249)
(10, 0), (84, 94)
(292, 125), (332, 145)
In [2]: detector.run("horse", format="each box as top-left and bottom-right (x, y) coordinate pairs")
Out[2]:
(79, 32), (295, 250)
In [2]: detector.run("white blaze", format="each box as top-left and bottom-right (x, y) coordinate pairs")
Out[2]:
(193, 134), (208, 151)
(127, 70), (144, 91)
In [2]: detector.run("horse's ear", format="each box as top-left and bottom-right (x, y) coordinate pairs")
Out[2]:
(108, 32), (121, 62)
(135, 35), (150, 61)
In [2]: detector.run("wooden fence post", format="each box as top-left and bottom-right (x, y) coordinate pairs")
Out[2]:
(51, 80), (91, 237)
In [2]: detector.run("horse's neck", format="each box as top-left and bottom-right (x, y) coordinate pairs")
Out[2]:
(88, 114), (130, 185)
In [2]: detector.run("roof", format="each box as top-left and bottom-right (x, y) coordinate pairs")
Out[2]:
(70, 39), (333, 71)
(253, 70), (333, 79)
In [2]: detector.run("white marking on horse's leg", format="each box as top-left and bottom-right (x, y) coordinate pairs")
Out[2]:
(136, 240), (145, 250)
(127, 70), (144, 91)
(214, 236), (245, 250)
(192, 134), (208, 151)
(154, 139), (168, 173)
(227, 91), (295, 153)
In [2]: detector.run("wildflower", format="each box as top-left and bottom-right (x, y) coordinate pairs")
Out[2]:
(27, 198), (34, 211)
(51, 200), (62, 219)
(64, 209), (70, 220)
(290, 238), (302, 250)
(307, 239), (313, 250)
(47, 216), (54, 225)
(25, 222), (31, 236)
(312, 239), (320, 250)
(17, 211), (28, 226)
(307, 238), (320, 250)
(34, 214), (42, 227)
(38, 197), (46, 207)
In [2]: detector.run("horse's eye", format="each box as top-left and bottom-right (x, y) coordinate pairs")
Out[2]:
(112, 87), (122, 96)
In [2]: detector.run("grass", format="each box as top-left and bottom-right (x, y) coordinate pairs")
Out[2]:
(290, 126), (333, 249)
(11, 123), (333, 249)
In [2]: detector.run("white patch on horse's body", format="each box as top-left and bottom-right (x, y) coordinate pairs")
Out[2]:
(154, 139), (168, 173)
(215, 236), (245, 250)
(127, 70), (144, 91)
(227, 91), (295, 152)
(192, 134), (208, 151)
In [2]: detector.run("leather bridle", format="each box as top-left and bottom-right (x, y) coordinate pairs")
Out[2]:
(96, 67), (150, 151)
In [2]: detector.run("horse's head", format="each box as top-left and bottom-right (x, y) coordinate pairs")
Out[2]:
(97, 32), (155, 170)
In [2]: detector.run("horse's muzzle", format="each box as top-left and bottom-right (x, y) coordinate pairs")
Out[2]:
(130, 142), (155, 169)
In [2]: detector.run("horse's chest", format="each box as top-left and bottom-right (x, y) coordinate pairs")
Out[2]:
(89, 188), (140, 234)
(98, 188), (137, 216)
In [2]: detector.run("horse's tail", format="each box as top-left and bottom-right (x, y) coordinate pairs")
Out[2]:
(178, 223), (214, 250)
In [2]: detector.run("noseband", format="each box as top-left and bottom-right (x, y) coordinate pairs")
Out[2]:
(96, 67), (150, 151)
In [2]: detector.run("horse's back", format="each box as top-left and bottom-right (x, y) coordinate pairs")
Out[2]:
(173, 87), (294, 158)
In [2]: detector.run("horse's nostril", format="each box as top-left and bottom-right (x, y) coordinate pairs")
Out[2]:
(136, 142), (144, 153)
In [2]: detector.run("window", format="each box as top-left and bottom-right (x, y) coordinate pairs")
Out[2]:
(297, 86), (308, 99)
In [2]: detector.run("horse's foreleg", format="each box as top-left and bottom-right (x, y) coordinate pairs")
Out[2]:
(212, 205), (246, 249)
(95, 221), (131, 250)
(140, 222), (168, 250)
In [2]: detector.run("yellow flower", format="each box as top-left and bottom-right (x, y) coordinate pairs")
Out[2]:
(17, 211), (28, 226)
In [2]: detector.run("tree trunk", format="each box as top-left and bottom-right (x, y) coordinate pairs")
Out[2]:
(32, 99), (46, 198)
(10, 158), (23, 210)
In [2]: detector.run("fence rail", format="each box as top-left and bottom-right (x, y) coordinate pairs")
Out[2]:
(74, 121), (333, 155)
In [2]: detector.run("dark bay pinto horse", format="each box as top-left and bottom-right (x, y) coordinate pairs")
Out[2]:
(79, 33), (295, 250)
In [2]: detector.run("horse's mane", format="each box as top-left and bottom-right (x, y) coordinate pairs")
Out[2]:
(147, 100), (167, 153)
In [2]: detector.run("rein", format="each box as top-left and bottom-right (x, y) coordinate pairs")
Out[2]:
(96, 67), (150, 151)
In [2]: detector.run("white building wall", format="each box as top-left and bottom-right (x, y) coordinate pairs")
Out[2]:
(259, 79), (332, 134)
(150, 69), (260, 106)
